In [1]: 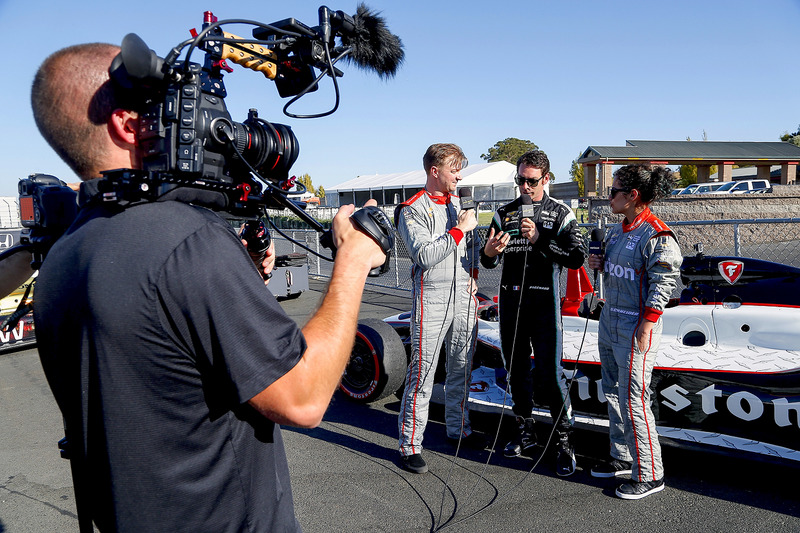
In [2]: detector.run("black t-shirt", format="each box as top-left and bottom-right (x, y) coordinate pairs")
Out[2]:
(35, 199), (306, 532)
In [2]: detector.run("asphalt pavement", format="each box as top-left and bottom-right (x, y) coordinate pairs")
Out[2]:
(1, 278), (799, 532)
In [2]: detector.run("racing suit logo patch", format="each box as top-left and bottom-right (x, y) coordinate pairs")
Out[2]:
(625, 234), (642, 250)
(719, 260), (744, 285)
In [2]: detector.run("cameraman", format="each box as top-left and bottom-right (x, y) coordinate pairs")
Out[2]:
(30, 42), (385, 532)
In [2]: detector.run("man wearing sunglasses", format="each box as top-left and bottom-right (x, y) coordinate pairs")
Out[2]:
(481, 150), (587, 476)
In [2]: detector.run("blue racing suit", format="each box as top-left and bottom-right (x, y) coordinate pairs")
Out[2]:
(598, 207), (682, 482)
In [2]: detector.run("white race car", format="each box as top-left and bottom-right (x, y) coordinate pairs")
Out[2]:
(341, 253), (800, 464)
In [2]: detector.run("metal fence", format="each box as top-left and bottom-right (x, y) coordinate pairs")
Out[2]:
(271, 217), (800, 297)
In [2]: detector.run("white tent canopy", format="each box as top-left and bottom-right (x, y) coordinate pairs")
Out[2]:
(326, 161), (520, 207)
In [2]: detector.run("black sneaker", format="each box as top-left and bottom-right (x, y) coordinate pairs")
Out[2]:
(590, 458), (632, 478)
(555, 433), (576, 477)
(615, 478), (665, 500)
(447, 431), (488, 450)
(503, 417), (537, 458)
(400, 453), (428, 474)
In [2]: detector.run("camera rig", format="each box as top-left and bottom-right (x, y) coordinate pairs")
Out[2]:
(22, 4), (403, 277)
(104, 4), (402, 259)
(3, 5), (403, 331)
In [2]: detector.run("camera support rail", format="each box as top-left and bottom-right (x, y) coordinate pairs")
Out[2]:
(92, 169), (394, 274)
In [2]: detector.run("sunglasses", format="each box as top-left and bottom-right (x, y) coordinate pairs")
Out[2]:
(609, 186), (631, 198)
(515, 175), (544, 187)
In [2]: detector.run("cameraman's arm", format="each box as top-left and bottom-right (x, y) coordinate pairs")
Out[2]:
(0, 247), (35, 298)
(248, 202), (386, 428)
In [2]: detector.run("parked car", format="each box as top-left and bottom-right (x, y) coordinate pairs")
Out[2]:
(709, 179), (772, 194)
(671, 188), (685, 195)
(677, 184), (700, 195)
(694, 182), (725, 194)
(677, 182), (724, 195)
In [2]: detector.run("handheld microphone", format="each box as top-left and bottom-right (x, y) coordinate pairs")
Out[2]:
(458, 187), (476, 210)
(500, 194), (533, 236)
(335, 4), (405, 78)
(520, 193), (535, 220)
(589, 227), (605, 279)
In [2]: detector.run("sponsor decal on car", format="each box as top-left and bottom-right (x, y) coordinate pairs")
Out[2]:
(718, 260), (744, 285)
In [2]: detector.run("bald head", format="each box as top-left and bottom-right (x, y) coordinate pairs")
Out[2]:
(31, 43), (125, 180)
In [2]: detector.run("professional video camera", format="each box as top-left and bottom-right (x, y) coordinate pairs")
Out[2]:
(0, 174), (77, 332)
(4, 3), (402, 332)
(97, 4), (403, 268)
(18, 174), (77, 263)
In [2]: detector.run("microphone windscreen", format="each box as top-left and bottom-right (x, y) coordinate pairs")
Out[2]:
(520, 194), (534, 218)
(589, 228), (605, 255)
(342, 4), (405, 78)
(458, 188), (475, 210)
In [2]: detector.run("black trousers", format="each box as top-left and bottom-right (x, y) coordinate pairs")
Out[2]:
(499, 285), (572, 434)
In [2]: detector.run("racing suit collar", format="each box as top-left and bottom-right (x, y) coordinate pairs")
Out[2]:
(622, 207), (652, 233)
(424, 190), (453, 205)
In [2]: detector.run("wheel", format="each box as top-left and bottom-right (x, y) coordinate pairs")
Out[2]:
(340, 318), (407, 403)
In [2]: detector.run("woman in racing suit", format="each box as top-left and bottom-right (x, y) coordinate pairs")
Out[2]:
(588, 165), (682, 500)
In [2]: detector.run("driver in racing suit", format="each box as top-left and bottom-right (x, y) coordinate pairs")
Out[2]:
(588, 164), (682, 500)
(481, 150), (587, 477)
(396, 143), (483, 474)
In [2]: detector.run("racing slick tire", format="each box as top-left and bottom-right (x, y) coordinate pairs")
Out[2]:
(340, 318), (406, 403)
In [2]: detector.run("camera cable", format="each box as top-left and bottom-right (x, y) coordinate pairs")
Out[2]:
(434, 211), (480, 529)
(434, 219), (595, 531)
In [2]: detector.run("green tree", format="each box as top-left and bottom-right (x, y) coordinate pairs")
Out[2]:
(677, 164), (718, 187)
(569, 153), (585, 196)
(316, 185), (325, 199)
(678, 165), (698, 188)
(481, 138), (539, 165)
(297, 173), (316, 196)
(780, 124), (800, 147)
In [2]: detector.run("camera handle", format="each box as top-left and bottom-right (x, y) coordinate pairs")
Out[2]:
(318, 206), (394, 277)
(259, 181), (393, 274)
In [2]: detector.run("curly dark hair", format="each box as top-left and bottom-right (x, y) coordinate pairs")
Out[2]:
(614, 164), (676, 204)
(516, 150), (550, 177)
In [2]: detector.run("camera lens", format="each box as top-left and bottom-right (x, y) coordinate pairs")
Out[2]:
(234, 118), (299, 181)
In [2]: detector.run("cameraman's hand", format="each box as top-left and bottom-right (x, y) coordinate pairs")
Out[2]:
(333, 199), (386, 271)
(259, 241), (276, 285)
(521, 218), (539, 244)
(240, 226), (276, 285)
(456, 209), (478, 233)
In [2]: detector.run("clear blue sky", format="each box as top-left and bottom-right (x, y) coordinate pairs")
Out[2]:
(1, 0), (798, 197)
